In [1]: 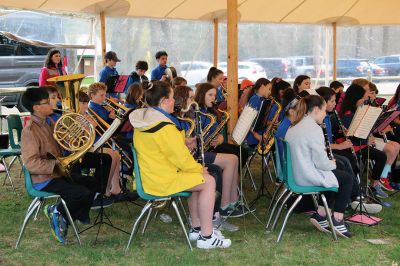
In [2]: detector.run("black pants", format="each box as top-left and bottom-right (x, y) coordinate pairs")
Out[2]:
(206, 163), (223, 214)
(320, 169), (353, 213)
(333, 152), (360, 200)
(41, 175), (97, 222)
(212, 143), (249, 167)
(71, 152), (112, 194)
(358, 146), (386, 180)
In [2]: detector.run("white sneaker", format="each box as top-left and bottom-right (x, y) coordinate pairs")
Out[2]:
(189, 228), (224, 241)
(350, 201), (382, 214)
(196, 232), (231, 249)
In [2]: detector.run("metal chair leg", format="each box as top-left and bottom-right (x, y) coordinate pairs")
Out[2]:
(15, 200), (41, 248)
(311, 194), (319, 210)
(34, 199), (45, 220)
(320, 194), (337, 241)
(142, 207), (153, 235)
(171, 199), (192, 251)
(272, 191), (293, 230)
(266, 184), (285, 229)
(267, 188), (289, 229)
(244, 152), (257, 191)
(2, 158), (15, 191)
(277, 195), (303, 242)
(26, 197), (39, 215)
(177, 197), (190, 228)
(125, 201), (152, 252)
(60, 199), (81, 245)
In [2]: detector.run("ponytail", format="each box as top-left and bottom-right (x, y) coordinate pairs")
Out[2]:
(291, 95), (325, 125)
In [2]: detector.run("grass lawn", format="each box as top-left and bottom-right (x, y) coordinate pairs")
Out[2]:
(1, 157), (400, 266)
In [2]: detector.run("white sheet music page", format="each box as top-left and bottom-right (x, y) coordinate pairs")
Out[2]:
(348, 105), (382, 139)
(347, 105), (365, 137)
(232, 105), (258, 145)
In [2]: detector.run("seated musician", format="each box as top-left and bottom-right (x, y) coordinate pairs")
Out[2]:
(175, 85), (245, 228)
(21, 87), (105, 244)
(45, 86), (62, 122)
(339, 83), (399, 198)
(172, 77), (187, 89)
(124, 60), (149, 92)
(194, 83), (249, 167)
(129, 81), (231, 249)
(206, 67), (226, 106)
(125, 83), (144, 110)
(88, 82), (116, 124)
(78, 91), (134, 202)
(244, 78), (272, 147)
(285, 95), (354, 238)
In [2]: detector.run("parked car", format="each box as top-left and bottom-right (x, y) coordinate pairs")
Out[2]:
(336, 58), (367, 77)
(287, 56), (327, 78)
(372, 55), (400, 76)
(247, 57), (291, 78)
(0, 33), (49, 88)
(179, 61), (213, 86)
(360, 62), (387, 76)
(217, 61), (266, 82)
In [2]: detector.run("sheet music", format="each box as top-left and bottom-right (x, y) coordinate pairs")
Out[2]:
(347, 105), (382, 139)
(232, 105), (258, 145)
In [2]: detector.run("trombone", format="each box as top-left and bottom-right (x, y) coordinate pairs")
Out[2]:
(87, 108), (133, 170)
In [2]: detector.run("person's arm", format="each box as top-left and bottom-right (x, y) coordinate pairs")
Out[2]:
(21, 128), (56, 175)
(150, 68), (157, 81)
(309, 131), (336, 171)
(39, 68), (48, 86)
(155, 125), (202, 173)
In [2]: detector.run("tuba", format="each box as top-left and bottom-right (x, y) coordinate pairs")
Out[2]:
(48, 74), (96, 175)
(203, 109), (230, 151)
(256, 98), (282, 155)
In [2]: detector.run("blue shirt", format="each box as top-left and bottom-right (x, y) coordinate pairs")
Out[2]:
(33, 180), (51, 190)
(89, 101), (111, 125)
(46, 112), (61, 125)
(275, 117), (292, 166)
(216, 86), (225, 104)
(125, 102), (138, 110)
(245, 94), (265, 146)
(99, 65), (119, 98)
(150, 65), (167, 81)
(124, 72), (148, 93)
(323, 115), (333, 144)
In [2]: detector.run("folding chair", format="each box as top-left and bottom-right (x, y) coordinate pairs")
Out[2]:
(126, 145), (192, 252)
(15, 166), (81, 248)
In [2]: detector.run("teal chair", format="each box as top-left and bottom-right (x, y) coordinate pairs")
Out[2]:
(125, 145), (192, 252)
(272, 140), (338, 242)
(15, 166), (81, 248)
(1, 115), (23, 191)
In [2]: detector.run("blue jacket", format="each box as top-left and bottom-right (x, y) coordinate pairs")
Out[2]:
(99, 66), (119, 98)
(275, 117), (292, 165)
(125, 72), (148, 93)
(150, 65), (167, 80)
(245, 94), (264, 146)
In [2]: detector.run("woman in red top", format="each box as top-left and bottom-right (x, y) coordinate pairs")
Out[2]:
(39, 49), (67, 86)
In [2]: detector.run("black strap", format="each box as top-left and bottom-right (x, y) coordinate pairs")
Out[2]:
(142, 121), (179, 133)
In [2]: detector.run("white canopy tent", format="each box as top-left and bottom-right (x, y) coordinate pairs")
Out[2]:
(2, 0), (399, 133)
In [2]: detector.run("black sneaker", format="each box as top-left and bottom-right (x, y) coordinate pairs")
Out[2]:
(219, 206), (234, 217)
(309, 212), (329, 233)
(229, 203), (252, 218)
(332, 217), (352, 238)
(91, 195), (114, 210)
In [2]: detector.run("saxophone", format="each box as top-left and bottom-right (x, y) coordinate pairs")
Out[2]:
(203, 109), (230, 152)
(177, 117), (195, 137)
(256, 98), (282, 155)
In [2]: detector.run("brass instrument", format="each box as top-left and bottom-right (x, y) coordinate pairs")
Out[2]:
(256, 98), (282, 155)
(87, 107), (133, 169)
(203, 109), (230, 151)
(48, 74), (98, 175)
(177, 117), (195, 137)
(53, 113), (95, 175)
(47, 74), (85, 112)
(103, 97), (130, 119)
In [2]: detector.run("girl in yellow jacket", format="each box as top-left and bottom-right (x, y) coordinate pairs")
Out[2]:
(129, 81), (231, 249)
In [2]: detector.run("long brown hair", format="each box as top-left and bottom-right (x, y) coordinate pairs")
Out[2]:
(194, 83), (216, 110)
(126, 83), (143, 105)
(292, 95), (325, 125)
(174, 85), (192, 111)
(44, 49), (62, 68)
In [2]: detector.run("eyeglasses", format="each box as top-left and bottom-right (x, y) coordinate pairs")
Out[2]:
(35, 99), (50, 106)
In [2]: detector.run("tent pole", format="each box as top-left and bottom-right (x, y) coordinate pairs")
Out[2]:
(100, 11), (106, 66)
(227, 0), (238, 138)
(213, 18), (219, 67)
(332, 22), (337, 80)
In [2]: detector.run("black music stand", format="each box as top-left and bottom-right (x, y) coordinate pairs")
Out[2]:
(79, 146), (130, 244)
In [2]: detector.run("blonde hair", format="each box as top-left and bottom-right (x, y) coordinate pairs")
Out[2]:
(88, 82), (107, 98)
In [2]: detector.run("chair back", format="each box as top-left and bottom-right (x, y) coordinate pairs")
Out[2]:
(7, 115), (23, 149)
(281, 140), (297, 189)
(23, 166), (53, 198)
(274, 138), (283, 181)
(131, 144), (160, 200)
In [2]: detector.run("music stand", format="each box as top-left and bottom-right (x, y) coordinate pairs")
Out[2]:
(105, 75), (129, 95)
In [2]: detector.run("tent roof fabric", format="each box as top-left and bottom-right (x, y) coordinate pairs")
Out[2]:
(1, 0), (399, 25)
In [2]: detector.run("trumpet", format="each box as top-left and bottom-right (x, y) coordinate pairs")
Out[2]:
(87, 108), (133, 170)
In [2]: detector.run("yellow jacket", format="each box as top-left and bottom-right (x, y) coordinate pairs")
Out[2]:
(130, 108), (204, 196)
